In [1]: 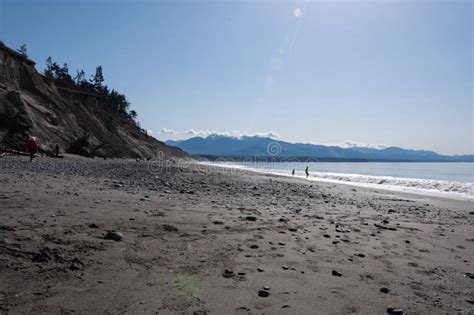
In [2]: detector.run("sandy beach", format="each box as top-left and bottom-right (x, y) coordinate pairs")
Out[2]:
(0, 155), (473, 314)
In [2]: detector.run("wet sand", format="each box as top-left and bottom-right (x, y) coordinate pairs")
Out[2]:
(0, 155), (473, 314)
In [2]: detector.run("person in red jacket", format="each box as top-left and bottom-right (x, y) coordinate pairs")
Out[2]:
(27, 136), (39, 162)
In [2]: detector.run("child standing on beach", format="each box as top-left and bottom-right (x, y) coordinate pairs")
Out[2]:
(27, 136), (39, 162)
(305, 166), (309, 178)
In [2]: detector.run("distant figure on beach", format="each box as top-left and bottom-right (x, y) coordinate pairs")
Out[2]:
(27, 136), (39, 162)
(54, 144), (60, 157)
(292, 169), (295, 176)
(305, 166), (309, 178)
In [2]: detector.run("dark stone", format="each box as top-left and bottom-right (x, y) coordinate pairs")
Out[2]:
(258, 290), (270, 297)
(386, 307), (404, 314)
(464, 272), (474, 279)
(32, 249), (51, 263)
(380, 287), (390, 294)
(88, 223), (99, 229)
(257, 267), (264, 272)
(288, 227), (297, 232)
(249, 244), (259, 249)
(323, 234), (331, 238)
(163, 224), (178, 232)
(245, 216), (257, 221)
(331, 270), (342, 277)
(222, 269), (234, 278)
(69, 258), (85, 271)
(104, 231), (123, 241)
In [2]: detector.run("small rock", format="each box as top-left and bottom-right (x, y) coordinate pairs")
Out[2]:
(69, 258), (85, 271)
(464, 272), (474, 279)
(263, 286), (270, 291)
(222, 269), (234, 278)
(380, 287), (390, 294)
(257, 267), (264, 272)
(245, 216), (257, 222)
(386, 307), (404, 314)
(323, 234), (331, 238)
(282, 265), (289, 270)
(88, 223), (99, 229)
(258, 290), (270, 297)
(288, 227), (297, 232)
(331, 270), (342, 277)
(163, 224), (178, 232)
(249, 244), (259, 249)
(32, 249), (51, 263)
(104, 231), (123, 242)
(212, 220), (224, 225)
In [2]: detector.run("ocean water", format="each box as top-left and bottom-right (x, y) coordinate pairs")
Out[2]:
(202, 161), (474, 201)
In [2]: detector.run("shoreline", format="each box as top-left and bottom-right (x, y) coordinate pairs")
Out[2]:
(1, 155), (473, 314)
(197, 161), (474, 202)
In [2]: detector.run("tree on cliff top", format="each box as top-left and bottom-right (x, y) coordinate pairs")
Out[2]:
(91, 66), (104, 91)
(17, 44), (27, 58)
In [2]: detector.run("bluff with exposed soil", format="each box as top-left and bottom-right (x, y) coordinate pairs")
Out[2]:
(0, 41), (186, 159)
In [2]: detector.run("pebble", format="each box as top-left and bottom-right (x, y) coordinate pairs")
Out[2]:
(331, 270), (342, 277)
(464, 272), (474, 279)
(257, 267), (264, 272)
(104, 231), (123, 241)
(288, 227), (297, 232)
(282, 265), (289, 270)
(69, 258), (85, 271)
(323, 234), (331, 238)
(386, 307), (404, 314)
(380, 287), (390, 294)
(245, 216), (257, 221)
(258, 290), (270, 297)
(163, 224), (178, 232)
(222, 269), (234, 278)
(32, 249), (51, 263)
(249, 244), (259, 249)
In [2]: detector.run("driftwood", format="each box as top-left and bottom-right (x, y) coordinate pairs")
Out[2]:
(0, 148), (30, 156)
(0, 148), (64, 158)
(374, 223), (398, 231)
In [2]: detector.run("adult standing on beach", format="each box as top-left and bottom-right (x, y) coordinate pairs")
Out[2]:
(27, 136), (39, 162)
(305, 166), (309, 178)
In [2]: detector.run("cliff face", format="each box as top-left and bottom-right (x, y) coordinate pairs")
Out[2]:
(0, 42), (187, 159)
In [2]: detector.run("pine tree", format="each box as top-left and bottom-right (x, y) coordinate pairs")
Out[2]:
(17, 44), (27, 58)
(74, 70), (86, 85)
(44, 57), (54, 77)
(91, 66), (104, 91)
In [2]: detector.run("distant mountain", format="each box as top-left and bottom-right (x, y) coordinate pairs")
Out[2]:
(166, 135), (474, 162)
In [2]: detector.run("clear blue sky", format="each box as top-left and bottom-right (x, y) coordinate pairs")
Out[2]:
(1, 0), (472, 155)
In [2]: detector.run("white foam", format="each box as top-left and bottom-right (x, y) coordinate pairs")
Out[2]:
(199, 161), (474, 201)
